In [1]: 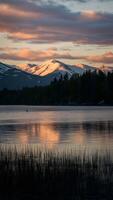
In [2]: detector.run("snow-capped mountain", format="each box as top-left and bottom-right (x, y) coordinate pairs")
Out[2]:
(18, 63), (38, 74)
(0, 62), (43, 90)
(0, 60), (113, 90)
(17, 59), (98, 78)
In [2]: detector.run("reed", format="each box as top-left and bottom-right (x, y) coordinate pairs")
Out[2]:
(0, 145), (113, 200)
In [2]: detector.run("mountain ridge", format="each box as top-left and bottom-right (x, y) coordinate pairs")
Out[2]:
(0, 59), (113, 90)
(17, 59), (98, 77)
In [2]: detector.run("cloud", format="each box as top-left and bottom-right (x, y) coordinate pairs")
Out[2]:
(59, 0), (113, 3)
(0, 0), (113, 45)
(86, 52), (113, 64)
(0, 48), (79, 61)
(0, 47), (113, 64)
(37, 0), (113, 3)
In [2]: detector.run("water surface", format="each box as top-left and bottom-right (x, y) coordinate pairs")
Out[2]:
(0, 106), (113, 155)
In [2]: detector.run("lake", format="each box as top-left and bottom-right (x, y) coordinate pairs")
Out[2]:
(0, 106), (113, 156)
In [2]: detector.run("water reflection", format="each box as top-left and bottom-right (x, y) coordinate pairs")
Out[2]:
(0, 123), (61, 147)
(38, 124), (60, 147)
(0, 121), (113, 153)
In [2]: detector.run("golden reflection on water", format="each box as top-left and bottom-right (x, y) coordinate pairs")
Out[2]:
(72, 132), (86, 145)
(17, 123), (60, 148)
(38, 125), (60, 143)
(1, 121), (113, 155)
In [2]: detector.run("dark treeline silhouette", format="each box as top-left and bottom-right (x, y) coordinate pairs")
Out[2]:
(1, 70), (113, 105)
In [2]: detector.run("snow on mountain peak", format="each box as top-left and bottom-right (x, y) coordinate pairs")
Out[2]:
(0, 60), (113, 90)
(6, 59), (113, 79)
(35, 59), (71, 76)
(17, 59), (99, 77)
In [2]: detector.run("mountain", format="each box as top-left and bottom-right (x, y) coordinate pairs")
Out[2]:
(0, 62), (11, 73)
(0, 62), (43, 90)
(17, 59), (97, 77)
(17, 63), (38, 74)
(0, 60), (113, 90)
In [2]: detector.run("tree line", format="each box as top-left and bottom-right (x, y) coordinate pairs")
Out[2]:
(0, 70), (113, 105)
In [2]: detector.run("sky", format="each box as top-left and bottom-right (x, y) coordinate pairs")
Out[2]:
(0, 0), (113, 67)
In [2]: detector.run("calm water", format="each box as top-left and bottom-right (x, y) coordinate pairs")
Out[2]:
(0, 106), (113, 155)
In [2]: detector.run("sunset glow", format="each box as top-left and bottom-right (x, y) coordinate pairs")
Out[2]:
(0, 0), (113, 67)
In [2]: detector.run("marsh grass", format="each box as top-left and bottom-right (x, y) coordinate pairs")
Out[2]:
(0, 145), (113, 200)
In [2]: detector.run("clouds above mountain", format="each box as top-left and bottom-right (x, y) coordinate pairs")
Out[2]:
(86, 52), (113, 64)
(0, 0), (113, 45)
(0, 48), (78, 61)
(0, 48), (113, 64)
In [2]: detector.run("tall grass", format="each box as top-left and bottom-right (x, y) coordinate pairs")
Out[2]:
(0, 145), (113, 200)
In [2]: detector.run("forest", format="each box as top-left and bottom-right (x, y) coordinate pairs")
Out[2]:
(0, 70), (113, 105)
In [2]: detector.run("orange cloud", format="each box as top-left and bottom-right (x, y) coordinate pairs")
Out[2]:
(10, 33), (36, 40)
(86, 52), (113, 64)
(0, 1), (113, 45)
(80, 10), (102, 20)
(0, 3), (42, 18)
(0, 48), (78, 61)
(0, 47), (113, 64)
